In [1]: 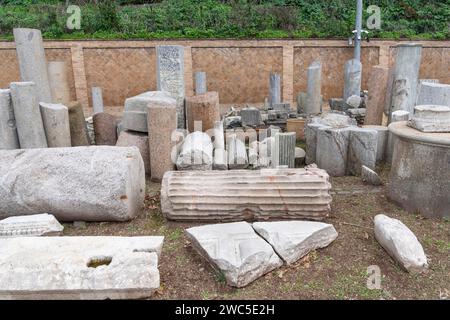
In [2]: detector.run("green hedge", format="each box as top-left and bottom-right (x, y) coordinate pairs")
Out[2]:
(0, 0), (448, 40)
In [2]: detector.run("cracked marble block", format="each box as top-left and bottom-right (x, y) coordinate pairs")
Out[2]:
(347, 127), (378, 176)
(316, 127), (351, 177)
(186, 222), (283, 287)
(408, 105), (450, 133)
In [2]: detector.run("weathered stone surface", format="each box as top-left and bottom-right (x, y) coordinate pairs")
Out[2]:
(177, 132), (213, 171)
(386, 110), (409, 164)
(0, 236), (163, 299)
(362, 125), (388, 162)
(0, 147), (145, 222)
(10, 82), (48, 148)
(295, 147), (306, 168)
(416, 82), (450, 107)
(156, 45), (185, 128)
(408, 105), (450, 133)
(343, 59), (362, 102)
(186, 222), (283, 287)
(116, 130), (150, 175)
(305, 61), (322, 115)
(391, 110), (410, 122)
(365, 66), (390, 126)
(329, 98), (346, 112)
(374, 214), (428, 273)
(13, 28), (52, 104)
(123, 91), (173, 133)
(186, 92), (220, 132)
(147, 96), (177, 182)
(47, 61), (71, 105)
(161, 168), (332, 221)
(213, 120), (225, 150)
(224, 116), (242, 128)
(0, 89), (19, 150)
(316, 127), (351, 177)
(240, 107), (262, 127)
(213, 148), (228, 170)
(304, 123), (329, 165)
(388, 121), (450, 218)
(253, 221), (338, 265)
(67, 101), (90, 146)
(0, 213), (63, 237)
(286, 118), (305, 140)
(85, 116), (95, 145)
(388, 44), (422, 115)
(361, 165), (382, 186)
(347, 127), (378, 176)
(297, 92), (307, 114)
(194, 71), (207, 95)
(93, 112), (117, 146)
(273, 132), (296, 168)
(269, 73), (281, 107)
(39, 102), (71, 148)
(311, 112), (357, 128)
(226, 133), (248, 169)
(346, 95), (362, 109)
(91, 87), (104, 115)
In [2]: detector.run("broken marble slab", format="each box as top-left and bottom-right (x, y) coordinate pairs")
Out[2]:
(0, 236), (164, 299)
(185, 222), (283, 288)
(361, 165), (382, 186)
(408, 105), (450, 133)
(252, 221), (338, 265)
(0, 213), (63, 237)
(374, 214), (428, 273)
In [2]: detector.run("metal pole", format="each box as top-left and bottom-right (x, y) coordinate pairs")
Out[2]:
(354, 0), (363, 61)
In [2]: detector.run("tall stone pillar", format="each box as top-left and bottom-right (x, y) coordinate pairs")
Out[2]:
(343, 59), (362, 102)
(269, 73), (281, 107)
(195, 71), (207, 95)
(156, 45), (185, 129)
(47, 61), (71, 105)
(0, 89), (20, 150)
(91, 87), (104, 115)
(305, 61), (322, 115)
(13, 28), (52, 103)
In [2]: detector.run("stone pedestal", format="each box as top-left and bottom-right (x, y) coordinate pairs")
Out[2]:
(416, 83), (450, 107)
(194, 71), (207, 95)
(305, 61), (322, 115)
(93, 112), (117, 146)
(185, 92), (220, 133)
(67, 101), (90, 146)
(365, 65), (390, 125)
(10, 82), (47, 149)
(347, 127), (378, 175)
(388, 122), (450, 218)
(13, 28), (52, 103)
(269, 73), (281, 107)
(0, 89), (19, 150)
(39, 102), (71, 148)
(408, 105), (450, 132)
(47, 61), (71, 105)
(116, 130), (150, 175)
(343, 59), (362, 102)
(91, 87), (104, 115)
(274, 132), (296, 168)
(156, 45), (185, 129)
(147, 96), (178, 182)
(316, 127), (351, 177)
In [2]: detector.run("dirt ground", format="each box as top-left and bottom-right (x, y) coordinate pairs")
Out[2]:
(64, 165), (450, 300)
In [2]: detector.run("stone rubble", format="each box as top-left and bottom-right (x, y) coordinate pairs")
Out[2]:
(176, 131), (213, 171)
(361, 165), (382, 186)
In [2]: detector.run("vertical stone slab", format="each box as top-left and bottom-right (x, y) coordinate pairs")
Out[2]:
(416, 83), (450, 107)
(10, 82), (48, 149)
(362, 125), (388, 163)
(185, 92), (220, 133)
(91, 87), (104, 115)
(316, 127), (351, 177)
(365, 65), (390, 125)
(67, 101), (89, 147)
(347, 127), (378, 176)
(70, 45), (89, 109)
(282, 45), (294, 107)
(297, 92), (307, 114)
(0, 89), (20, 150)
(305, 61), (322, 115)
(389, 44), (422, 115)
(240, 107), (261, 127)
(116, 130), (150, 175)
(386, 111), (410, 164)
(273, 132), (296, 168)
(194, 71), (207, 95)
(176, 132), (213, 171)
(304, 123), (329, 165)
(269, 73), (281, 107)
(343, 59), (362, 102)
(156, 45), (185, 129)
(47, 61), (71, 105)
(13, 28), (52, 104)
(227, 133), (248, 169)
(213, 120), (225, 151)
(93, 112), (117, 146)
(39, 102), (71, 148)
(147, 95), (178, 182)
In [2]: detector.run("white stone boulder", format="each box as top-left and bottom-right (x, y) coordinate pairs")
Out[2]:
(0, 213), (63, 237)
(0, 236), (164, 299)
(252, 221), (337, 265)
(361, 165), (382, 186)
(185, 222), (283, 288)
(374, 214), (428, 273)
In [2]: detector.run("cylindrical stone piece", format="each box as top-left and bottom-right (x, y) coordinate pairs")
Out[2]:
(39, 102), (71, 148)
(91, 87), (104, 115)
(47, 61), (71, 105)
(213, 120), (225, 150)
(13, 28), (52, 104)
(269, 73), (281, 107)
(67, 101), (90, 146)
(195, 71), (207, 95)
(365, 65), (390, 125)
(161, 168), (332, 221)
(213, 148), (228, 170)
(416, 83), (450, 107)
(0, 146), (145, 222)
(305, 61), (322, 115)
(176, 132), (213, 171)
(274, 132), (296, 168)
(116, 130), (150, 175)
(316, 127), (351, 177)
(186, 91), (220, 133)
(343, 59), (362, 102)
(147, 95), (178, 182)
(10, 82), (48, 149)
(0, 89), (20, 150)
(93, 112), (117, 146)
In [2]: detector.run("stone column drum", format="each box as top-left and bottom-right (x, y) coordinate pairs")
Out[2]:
(10, 82), (48, 149)
(269, 73), (281, 107)
(305, 61), (322, 115)
(147, 95), (178, 182)
(388, 122), (450, 218)
(116, 130), (150, 175)
(0, 146), (146, 222)
(39, 102), (71, 148)
(186, 91), (220, 133)
(67, 101), (90, 146)
(47, 61), (71, 105)
(93, 112), (117, 146)
(0, 89), (20, 150)
(13, 28), (52, 104)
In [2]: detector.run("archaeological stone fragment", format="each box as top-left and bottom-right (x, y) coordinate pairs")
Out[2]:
(361, 165), (382, 186)
(408, 105), (450, 133)
(347, 127), (378, 176)
(116, 130), (151, 175)
(176, 131), (213, 171)
(39, 102), (71, 148)
(186, 92), (220, 132)
(0, 89), (19, 150)
(0, 213), (63, 238)
(67, 101), (90, 146)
